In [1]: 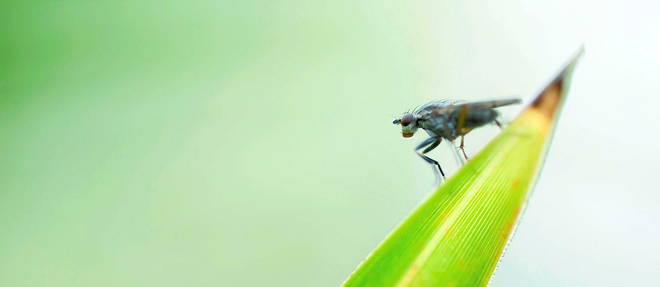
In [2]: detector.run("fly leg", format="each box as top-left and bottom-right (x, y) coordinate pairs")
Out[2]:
(415, 137), (446, 181)
(459, 136), (469, 161)
(494, 119), (503, 129)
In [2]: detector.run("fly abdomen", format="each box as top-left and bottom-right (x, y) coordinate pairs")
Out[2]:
(460, 108), (499, 129)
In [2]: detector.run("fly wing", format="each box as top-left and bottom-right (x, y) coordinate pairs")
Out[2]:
(452, 98), (521, 131)
(415, 100), (459, 120)
(455, 98), (521, 109)
(414, 100), (459, 114)
(418, 98), (520, 121)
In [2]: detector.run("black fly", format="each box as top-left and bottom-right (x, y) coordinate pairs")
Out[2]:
(393, 99), (521, 181)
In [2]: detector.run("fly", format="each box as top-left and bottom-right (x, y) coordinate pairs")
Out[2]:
(393, 99), (521, 181)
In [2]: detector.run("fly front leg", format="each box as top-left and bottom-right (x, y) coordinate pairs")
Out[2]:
(415, 137), (446, 180)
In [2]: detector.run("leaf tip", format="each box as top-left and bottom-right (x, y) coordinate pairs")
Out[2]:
(531, 47), (584, 118)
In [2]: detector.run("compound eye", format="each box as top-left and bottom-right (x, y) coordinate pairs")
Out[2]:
(400, 113), (414, 126)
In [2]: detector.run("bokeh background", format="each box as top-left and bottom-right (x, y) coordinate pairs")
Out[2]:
(2, 0), (659, 286)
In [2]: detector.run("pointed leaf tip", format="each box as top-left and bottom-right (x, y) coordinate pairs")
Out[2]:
(532, 48), (584, 118)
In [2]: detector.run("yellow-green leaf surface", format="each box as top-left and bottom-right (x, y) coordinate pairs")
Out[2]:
(344, 51), (582, 287)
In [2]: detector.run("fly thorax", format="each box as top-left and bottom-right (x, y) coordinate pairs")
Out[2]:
(446, 121), (457, 138)
(421, 115), (450, 137)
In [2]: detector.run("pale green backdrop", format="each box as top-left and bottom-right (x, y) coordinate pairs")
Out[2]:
(2, 1), (659, 286)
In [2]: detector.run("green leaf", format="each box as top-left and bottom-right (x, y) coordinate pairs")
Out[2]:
(344, 51), (583, 287)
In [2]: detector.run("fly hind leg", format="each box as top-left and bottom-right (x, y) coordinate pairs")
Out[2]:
(415, 137), (446, 181)
(459, 136), (469, 161)
(494, 119), (503, 129)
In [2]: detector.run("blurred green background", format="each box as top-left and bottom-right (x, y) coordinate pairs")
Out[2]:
(2, 0), (659, 286)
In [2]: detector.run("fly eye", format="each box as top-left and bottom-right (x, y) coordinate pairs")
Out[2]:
(400, 113), (414, 126)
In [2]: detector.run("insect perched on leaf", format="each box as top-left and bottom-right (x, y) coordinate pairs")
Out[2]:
(393, 99), (521, 181)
